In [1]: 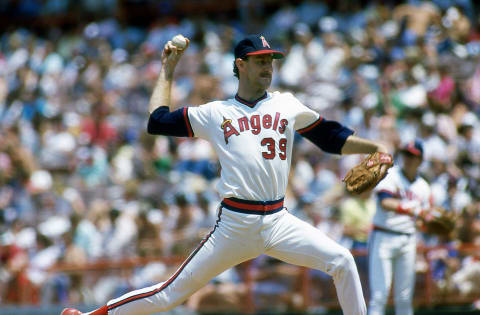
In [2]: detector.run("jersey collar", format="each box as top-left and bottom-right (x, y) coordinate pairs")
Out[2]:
(234, 92), (268, 108)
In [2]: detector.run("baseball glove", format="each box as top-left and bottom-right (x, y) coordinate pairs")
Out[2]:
(343, 152), (394, 194)
(423, 207), (456, 236)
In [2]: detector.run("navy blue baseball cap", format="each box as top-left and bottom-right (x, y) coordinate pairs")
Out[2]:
(234, 35), (285, 59)
(401, 139), (423, 157)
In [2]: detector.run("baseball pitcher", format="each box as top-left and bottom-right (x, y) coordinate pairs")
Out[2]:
(62, 34), (391, 315)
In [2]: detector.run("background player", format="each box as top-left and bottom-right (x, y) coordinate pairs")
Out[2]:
(62, 34), (391, 315)
(368, 140), (432, 315)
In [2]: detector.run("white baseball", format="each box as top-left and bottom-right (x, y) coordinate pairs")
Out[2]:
(172, 34), (187, 50)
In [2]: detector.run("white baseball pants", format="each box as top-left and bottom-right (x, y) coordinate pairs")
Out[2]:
(368, 230), (416, 315)
(107, 207), (366, 315)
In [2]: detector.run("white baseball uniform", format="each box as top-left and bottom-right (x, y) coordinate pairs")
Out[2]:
(368, 166), (432, 315)
(106, 91), (366, 315)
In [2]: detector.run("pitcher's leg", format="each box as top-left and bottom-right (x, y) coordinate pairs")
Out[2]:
(368, 232), (393, 315)
(108, 211), (260, 315)
(265, 213), (366, 315)
(393, 238), (416, 315)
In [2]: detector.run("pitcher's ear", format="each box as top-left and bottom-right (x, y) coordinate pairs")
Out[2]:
(235, 58), (245, 69)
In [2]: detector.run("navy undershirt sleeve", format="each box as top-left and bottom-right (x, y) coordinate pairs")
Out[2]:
(297, 118), (354, 154)
(377, 191), (394, 202)
(147, 106), (193, 137)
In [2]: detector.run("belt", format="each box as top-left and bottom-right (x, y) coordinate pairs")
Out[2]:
(221, 197), (284, 215)
(373, 225), (413, 236)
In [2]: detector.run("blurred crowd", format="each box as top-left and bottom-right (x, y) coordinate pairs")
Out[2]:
(1, 0), (480, 312)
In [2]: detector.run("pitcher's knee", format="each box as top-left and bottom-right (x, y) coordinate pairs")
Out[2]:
(330, 248), (356, 277)
(335, 248), (356, 271)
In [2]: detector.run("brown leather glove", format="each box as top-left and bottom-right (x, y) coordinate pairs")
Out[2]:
(343, 152), (394, 194)
(423, 207), (456, 236)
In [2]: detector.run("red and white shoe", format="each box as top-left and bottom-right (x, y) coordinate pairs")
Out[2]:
(61, 308), (83, 315)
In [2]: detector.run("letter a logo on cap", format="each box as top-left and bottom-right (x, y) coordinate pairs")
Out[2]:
(260, 36), (270, 48)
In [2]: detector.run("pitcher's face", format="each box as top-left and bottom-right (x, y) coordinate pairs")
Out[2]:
(239, 54), (273, 91)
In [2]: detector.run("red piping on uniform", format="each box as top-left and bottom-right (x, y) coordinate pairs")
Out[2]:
(108, 209), (223, 310)
(108, 242), (201, 310)
(297, 117), (324, 134)
(183, 107), (193, 137)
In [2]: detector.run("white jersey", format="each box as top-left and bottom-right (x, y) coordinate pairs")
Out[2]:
(373, 166), (432, 234)
(188, 91), (319, 201)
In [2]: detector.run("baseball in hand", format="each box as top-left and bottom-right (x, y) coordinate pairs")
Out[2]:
(172, 34), (187, 50)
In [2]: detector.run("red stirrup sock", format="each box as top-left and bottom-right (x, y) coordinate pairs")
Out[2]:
(90, 305), (108, 315)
